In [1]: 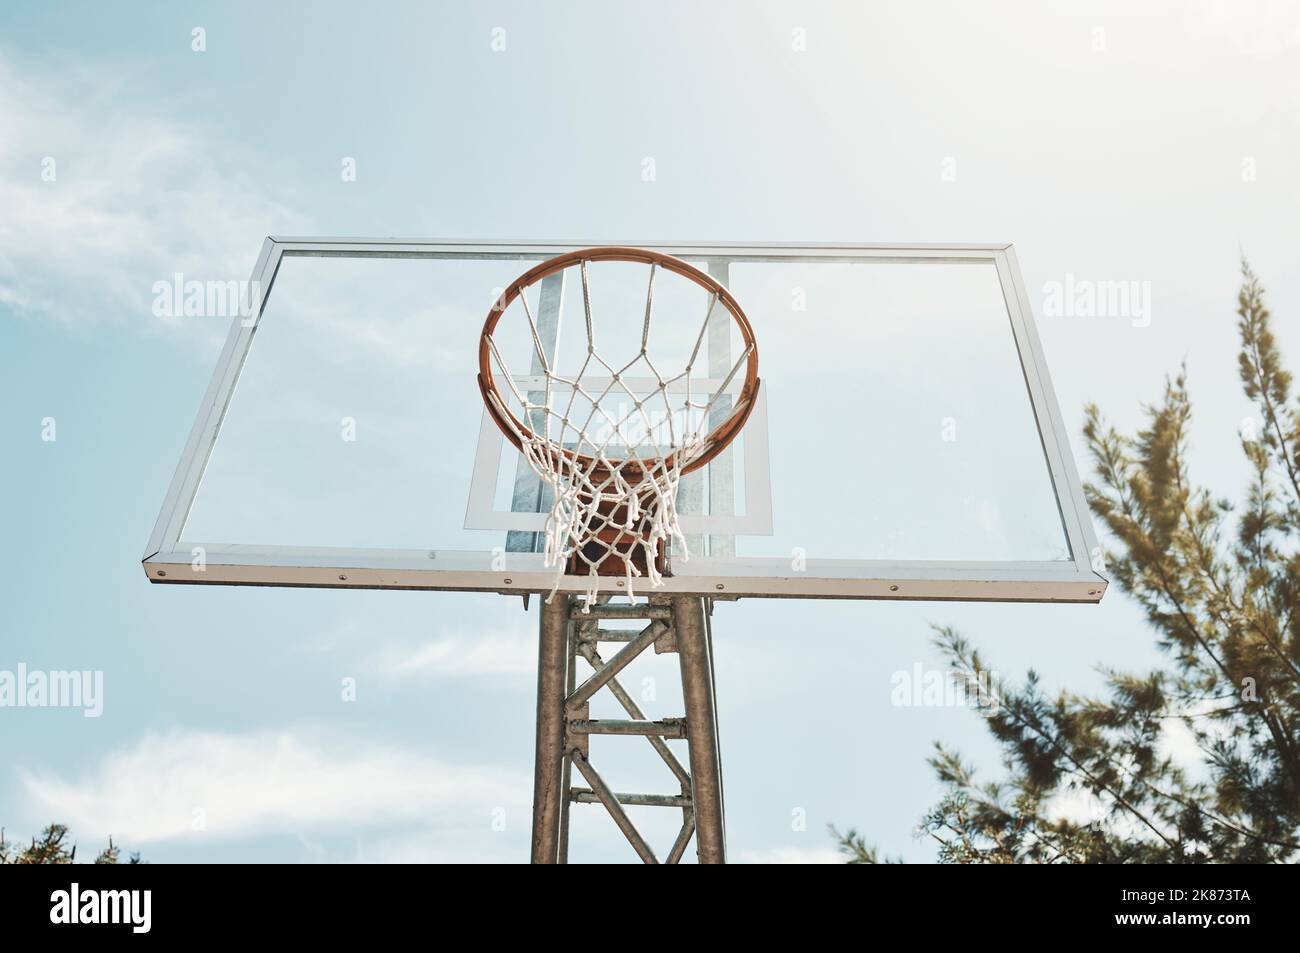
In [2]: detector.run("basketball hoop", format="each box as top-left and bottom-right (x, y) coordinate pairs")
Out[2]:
(478, 247), (760, 604)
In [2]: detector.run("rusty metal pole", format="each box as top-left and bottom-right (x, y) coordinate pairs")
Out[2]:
(556, 614), (577, 864)
(531, 594), (569, 863)
(672, 594), (726, 863)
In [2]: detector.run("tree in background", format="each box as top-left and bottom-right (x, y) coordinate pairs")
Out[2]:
(0, 824), (140, 864)
(838, 262), (1300, 863)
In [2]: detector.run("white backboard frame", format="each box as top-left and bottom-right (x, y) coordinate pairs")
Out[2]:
(142, 238), (1108, 603)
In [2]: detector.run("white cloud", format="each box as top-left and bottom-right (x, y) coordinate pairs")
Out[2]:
(19, 728), (527, 845)
(377, 627), (536, 678)
(1183, 0), (1300, 56)
(0, 51), (306, 328)
(1158, 716), (1207, 770)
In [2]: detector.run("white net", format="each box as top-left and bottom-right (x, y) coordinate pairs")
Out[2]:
(482, 255), (755, 605)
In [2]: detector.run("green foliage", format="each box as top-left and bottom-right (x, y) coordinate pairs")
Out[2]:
(830, 826), (901, 864)
(841, 261), (1300, 863)
(0, 824), (141, 864)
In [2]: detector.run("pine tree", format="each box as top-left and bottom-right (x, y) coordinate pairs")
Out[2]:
(838, 261), (1300, 863)
(0, 824), (141, 864)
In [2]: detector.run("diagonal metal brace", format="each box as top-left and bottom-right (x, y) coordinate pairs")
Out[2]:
(571, 750), (659, 864)
(566, 621), (664, 709)
(576, 642), (692, 789)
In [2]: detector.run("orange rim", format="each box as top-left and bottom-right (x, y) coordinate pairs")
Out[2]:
(478, 246), (760, 478)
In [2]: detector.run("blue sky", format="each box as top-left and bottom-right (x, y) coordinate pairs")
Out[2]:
(2, 0), (1298, 863)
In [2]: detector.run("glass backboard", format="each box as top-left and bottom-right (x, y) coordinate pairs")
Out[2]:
(143, 239), (1107, 602)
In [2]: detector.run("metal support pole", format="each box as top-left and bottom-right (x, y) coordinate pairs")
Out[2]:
(531, 595), (570, 863)
(673, 595), (727, 863)
(557, 614), (577, 864)
(529, 593), (727, 863)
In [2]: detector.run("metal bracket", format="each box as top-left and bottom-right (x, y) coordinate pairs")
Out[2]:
(654, 626), (678, 654)
(563, 701), (590, 759)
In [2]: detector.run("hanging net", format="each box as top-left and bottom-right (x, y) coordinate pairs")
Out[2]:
(477, 247), (760, 604)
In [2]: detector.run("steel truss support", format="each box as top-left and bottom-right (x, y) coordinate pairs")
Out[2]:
(529, 593), (726, 863)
